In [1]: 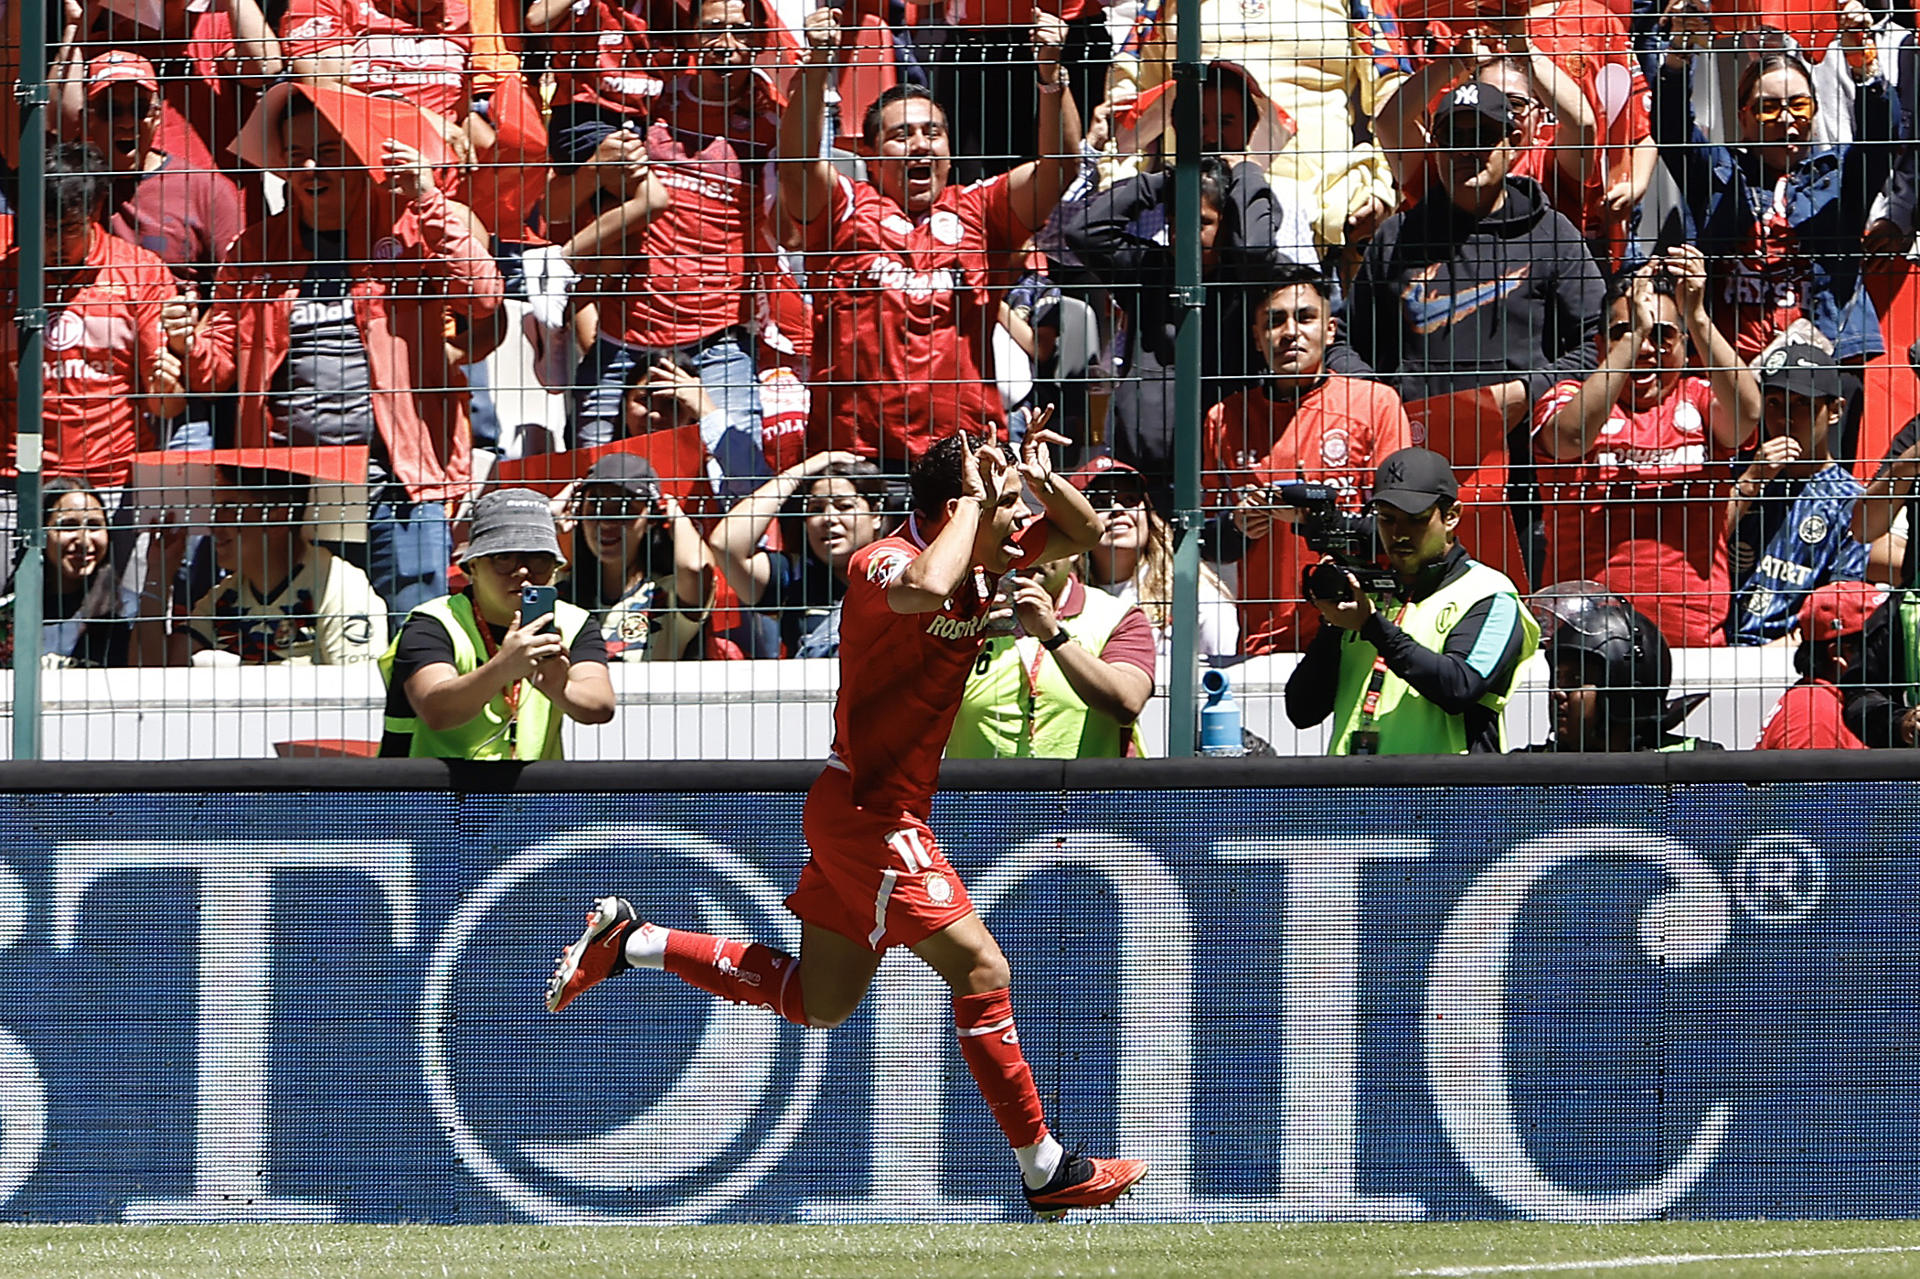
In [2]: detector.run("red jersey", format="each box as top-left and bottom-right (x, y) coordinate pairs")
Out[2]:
(602, 78), (777, 348)
(831, 517), (1046, 817)
(280, 0), (476, 120)
(546, 0), (665, 115)
(1721, 175), (1806, 360)
(1203, 374), (1412, 654)
(1532, 376), (1740, 647)
(0, 231), (176, 485)
(1528, 0), (1650, 241)
(109, 156), (246, 290)
(82, 11), (253, 172)
(798, 171), (1027, 468)
(1756, 679), (1866, 750)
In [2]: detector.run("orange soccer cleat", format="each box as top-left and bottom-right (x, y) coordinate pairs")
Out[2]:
(545, 896), (636, 1013)
(1023, 1152), (1149, 1219)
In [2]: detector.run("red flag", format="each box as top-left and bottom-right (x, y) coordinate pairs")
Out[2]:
(231, 81), (457, 180)
(488, 424), (710, 502)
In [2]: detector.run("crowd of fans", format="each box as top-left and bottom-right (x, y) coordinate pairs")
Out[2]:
(3, 0), (1920, 751)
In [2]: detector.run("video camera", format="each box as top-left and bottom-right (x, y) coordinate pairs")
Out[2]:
(1277, 481), (1401, 602)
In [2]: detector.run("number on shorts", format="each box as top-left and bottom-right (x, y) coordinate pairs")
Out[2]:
(886, 826), (933, 872)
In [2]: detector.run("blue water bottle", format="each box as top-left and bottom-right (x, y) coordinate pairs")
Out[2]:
(1199, 669), (1245, 757)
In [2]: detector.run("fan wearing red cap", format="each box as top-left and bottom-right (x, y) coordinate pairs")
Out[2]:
(1755, 580), (1888, 750)
(79, 49), (244, 292)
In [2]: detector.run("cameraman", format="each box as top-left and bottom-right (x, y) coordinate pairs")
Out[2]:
(1284, 448), (1540, 755)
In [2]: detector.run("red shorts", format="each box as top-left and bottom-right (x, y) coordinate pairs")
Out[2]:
(789, 766), (975, 951)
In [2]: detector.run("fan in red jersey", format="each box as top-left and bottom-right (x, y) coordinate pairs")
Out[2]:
(777, 5), (1085, 473)
(547, 413), (1149, 1217)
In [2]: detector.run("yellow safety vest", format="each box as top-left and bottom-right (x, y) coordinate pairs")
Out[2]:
(948, 586), (1148, 759)
(1326, 559), (1539, 756)
(378, 592), (591, 761)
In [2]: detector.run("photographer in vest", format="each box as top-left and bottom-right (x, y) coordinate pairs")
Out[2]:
(1284, 448), (1539, 755)
(379, 489), (615, 760)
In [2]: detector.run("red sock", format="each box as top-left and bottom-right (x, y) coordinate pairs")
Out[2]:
(662, 930), (808, 1027)
(953, 988), (1048, 1148)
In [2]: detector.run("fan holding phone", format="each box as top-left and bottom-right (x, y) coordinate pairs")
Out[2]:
(378, 489), (617, 759)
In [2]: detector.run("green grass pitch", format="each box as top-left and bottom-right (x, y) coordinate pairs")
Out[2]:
(3, 1221), (1920, 1279)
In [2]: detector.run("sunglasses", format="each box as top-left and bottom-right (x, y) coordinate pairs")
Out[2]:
(1505, 93), (1538, 117)
(1751, 95), (1816, 125)
(1608, 321), (1682, 344)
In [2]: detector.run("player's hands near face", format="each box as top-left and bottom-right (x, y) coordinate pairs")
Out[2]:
(803, 6), (843, 65)
(1748, 433), (1803, 480)
(1017, 405), (1068, 490)
(1031, 8), (1067, 81)
(958, 437), (992, 506)
(498, 611), (566, 683)
(1009, 570), (1061, 641)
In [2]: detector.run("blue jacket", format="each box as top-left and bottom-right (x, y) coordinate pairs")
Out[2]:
(1650, 61), (1901, 362)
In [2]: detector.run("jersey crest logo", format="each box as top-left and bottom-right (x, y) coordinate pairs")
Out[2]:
(1798, 515), (1828, 545)
(864, 546), (912, 587)
(46, 311), (84, 352)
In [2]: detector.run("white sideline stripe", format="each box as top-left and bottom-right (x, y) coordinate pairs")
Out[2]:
(1400, 1245), (1920, 1276)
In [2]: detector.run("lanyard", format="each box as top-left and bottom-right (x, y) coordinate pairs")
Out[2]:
(1353, 601), (1411, 736)
(475, 617), (523, 752)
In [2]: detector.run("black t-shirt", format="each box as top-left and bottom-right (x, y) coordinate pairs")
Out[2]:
(268, 229), (375, 448)
(380, 594), (610, 754)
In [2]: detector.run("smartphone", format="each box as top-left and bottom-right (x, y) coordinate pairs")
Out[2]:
(520, 584), (558, 629)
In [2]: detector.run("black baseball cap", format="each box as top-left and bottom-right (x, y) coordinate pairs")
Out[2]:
(1430, 82), (1519, 138)
(1371, 447), (1460, 515)
(1757, 341), (1844, 401)
(583, 451), (664, 504)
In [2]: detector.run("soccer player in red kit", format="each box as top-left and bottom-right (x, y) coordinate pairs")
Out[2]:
(546, 419), (1149, 1217)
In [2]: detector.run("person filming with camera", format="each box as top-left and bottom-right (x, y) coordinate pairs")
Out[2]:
(1284, 448), (1540, 756)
